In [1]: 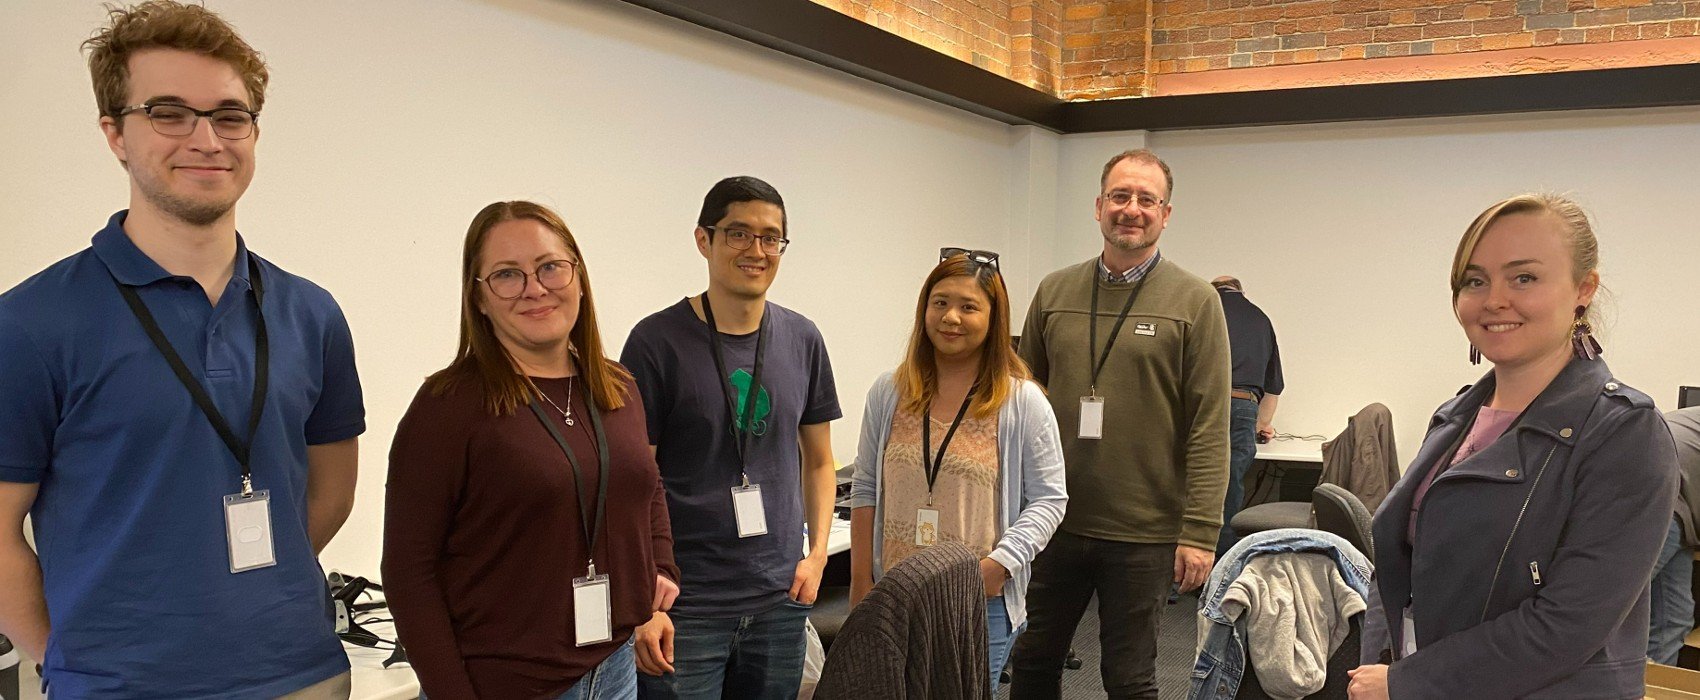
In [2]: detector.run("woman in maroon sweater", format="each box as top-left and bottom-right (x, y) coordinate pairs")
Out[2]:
(383, 201), (680, 699)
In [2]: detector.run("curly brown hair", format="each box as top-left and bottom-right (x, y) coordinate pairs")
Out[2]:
(83, 1), (269, 127)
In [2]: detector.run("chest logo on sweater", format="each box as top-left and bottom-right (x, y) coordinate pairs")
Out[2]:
(1133, 322), (1157, 337)
(728, 368), (771, 436)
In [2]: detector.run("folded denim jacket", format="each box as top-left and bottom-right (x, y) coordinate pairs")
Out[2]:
(1189, 528), (1373, 700)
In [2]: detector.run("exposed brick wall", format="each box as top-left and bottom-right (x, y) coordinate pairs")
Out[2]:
(1149, 0), (1700, 74)
(1061, 1), (1155, 98)
(1012, 0), (1066, 94)
(812, 0), (1018, 78)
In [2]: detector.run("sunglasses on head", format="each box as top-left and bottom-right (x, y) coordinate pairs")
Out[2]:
(939, 247), (1000, 269)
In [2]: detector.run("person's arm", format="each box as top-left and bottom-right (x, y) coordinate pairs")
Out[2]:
(0, 482), (48, 662)
(792, 421), (835, 604)
(1387, 408), (1678, 698)
(381, 393), (481, 699)
(1257, 393), (1280, 442)
(1175, 291), (1233, 591)
(986, 382), (1068, 593)
(847, 376), (890, 606)
(306, 437), (358, 554)
(850, 507), (876, 606)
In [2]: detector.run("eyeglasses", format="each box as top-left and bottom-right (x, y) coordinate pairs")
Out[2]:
(476, 259), (578, 300)
(940, 247), (1000, 270)
(117, 103), (259, 140)
(706, 226), (789, 255)
(1102, 190), (1165, 210)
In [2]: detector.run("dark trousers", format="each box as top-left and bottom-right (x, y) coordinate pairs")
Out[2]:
(1008, 530), (1175, 700)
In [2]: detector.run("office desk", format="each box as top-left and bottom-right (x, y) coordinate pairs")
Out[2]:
(351, 524), (856, 700)
(1247, 439), (1326, 506)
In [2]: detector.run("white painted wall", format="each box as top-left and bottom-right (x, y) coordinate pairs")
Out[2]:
(1057, 108), (1700, 460)
(6, 0), (1698, 594)
(1, 0), (1029, 580)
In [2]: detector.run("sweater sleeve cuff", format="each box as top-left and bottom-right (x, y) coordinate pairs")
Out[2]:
(1179, 520), (1221, 552)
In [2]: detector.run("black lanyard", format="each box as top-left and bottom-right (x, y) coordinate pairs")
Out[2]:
(700, 294), (768, 483)
(921, 385), (977, 505)
(1087, 259), (1154, 395)
(529, 382), (610, 577)
(114, 258), (268, 496)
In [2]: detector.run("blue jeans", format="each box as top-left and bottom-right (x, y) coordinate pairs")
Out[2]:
(1649, 516), (1693, 665)
(562, 639), (638, 700)
(421, 640), (636, 700)
(637, 600), (810, 700)
(987, 596), (1026, 689)
(1217, 397), (1261, 558)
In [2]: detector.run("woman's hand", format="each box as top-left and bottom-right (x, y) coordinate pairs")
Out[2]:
(1347, 664), (1390, 700)
(653, 573), (679, 612)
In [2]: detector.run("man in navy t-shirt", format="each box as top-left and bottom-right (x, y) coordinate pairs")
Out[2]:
(621, 176), (841, 699)
(0, 3), (364, 698)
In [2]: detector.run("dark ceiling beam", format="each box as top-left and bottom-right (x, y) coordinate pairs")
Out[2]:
(1066, 62), (1700, 131)
(616, 0), (1700, 133)
(618, 0), (1067, 129)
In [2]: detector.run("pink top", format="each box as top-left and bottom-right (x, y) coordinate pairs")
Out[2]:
(1407, 405), (1520, 544)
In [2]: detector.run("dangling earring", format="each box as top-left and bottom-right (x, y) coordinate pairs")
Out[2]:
(1469, 345), (1481, 365)
(1571, 306), (1602, 361)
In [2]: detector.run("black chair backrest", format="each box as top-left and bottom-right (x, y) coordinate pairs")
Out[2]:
(1311, 483), (1374, 561)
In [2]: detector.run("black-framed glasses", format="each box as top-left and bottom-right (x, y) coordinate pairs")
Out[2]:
(940, 247), (1000, 270)
(475, 259), (578, 300)
(706, 226), (789, 255)
(117, 103), (259, 140)
(1102, 190), (1165, 210)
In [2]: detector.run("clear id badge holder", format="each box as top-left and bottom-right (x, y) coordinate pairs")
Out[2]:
(732, 474), (768, 538)
(915, 507), (940, 547)
(573, 562), (613, 646)
(1079, 395), (1105, 440)
(223, 485), (277, 573)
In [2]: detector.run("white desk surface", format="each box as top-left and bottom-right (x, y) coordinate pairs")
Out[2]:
(1257, 439), (1324, 463)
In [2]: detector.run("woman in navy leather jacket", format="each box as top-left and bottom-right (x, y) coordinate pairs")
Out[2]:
(1348, 194), (1679, 700)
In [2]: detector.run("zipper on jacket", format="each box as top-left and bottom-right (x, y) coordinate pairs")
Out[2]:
(1529, 561), (1543, 586)
(1481, 444), (1558, 622)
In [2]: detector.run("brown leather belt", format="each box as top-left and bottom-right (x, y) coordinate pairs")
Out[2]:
(1231, 389), (1258, 401)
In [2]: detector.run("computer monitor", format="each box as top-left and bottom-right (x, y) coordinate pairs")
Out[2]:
(1681, 386), (1700, 409)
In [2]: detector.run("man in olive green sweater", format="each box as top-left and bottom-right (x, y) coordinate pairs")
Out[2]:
(1008, 149), (1231, 700)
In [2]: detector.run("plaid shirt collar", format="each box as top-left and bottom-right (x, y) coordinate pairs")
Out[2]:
(1099, 250), (1162, 284)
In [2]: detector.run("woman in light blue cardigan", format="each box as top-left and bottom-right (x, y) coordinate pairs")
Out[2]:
(848, 249), (1068, 689)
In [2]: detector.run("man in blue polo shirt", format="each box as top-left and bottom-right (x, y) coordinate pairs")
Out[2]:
(0, 3), (363, 698)
(622, 176), (841, 699)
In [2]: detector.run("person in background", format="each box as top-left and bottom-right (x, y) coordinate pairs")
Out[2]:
(1009, 149), (1232, 700)
(384, 201), (679, 699)
(621, 177), (841, 700)
(1349, 194), (1678, 699)
(0, 3), (363, 696)
(1649, 407), (1700, 665)
(1209, 275), (1284, 559)
(848, 249), (1068, 689)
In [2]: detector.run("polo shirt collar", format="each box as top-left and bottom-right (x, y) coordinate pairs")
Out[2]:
(92, 210), (254, 291)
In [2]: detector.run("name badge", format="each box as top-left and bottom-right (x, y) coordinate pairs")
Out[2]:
(223, 490), (277, 574)
(1079, 396), (1105, 440)
(1133, 322), (1157, 337)
(573, 571), (613, 646)
(915, 508), (940, 547)
(732, 484), (768, 538)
